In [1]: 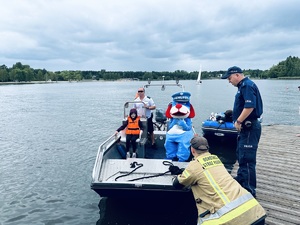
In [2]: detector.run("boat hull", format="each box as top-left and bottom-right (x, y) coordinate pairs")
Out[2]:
(202, 120), (238, 173)
(91, 183), (192, 198)
(91, 128), (192, 198)
(202, 120), (238, 138)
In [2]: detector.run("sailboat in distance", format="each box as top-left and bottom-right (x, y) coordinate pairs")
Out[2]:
(196, 65), (202, 84)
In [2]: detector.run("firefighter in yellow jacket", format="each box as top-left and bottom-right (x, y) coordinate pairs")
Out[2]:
(172, 136), (266, 225)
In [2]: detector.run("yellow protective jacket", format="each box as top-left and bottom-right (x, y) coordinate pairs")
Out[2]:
(177, 152), (266, 225)
(125, 116), (141, 135)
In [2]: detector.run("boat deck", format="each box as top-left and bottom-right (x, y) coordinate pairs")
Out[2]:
(231, 125), (300, 225)
(101, 158), (188, 184)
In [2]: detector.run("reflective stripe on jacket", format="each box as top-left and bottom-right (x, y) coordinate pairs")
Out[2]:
(126, 116), (141, 135)
(199, 193), (260, 224)
(177, 153), (266, 225)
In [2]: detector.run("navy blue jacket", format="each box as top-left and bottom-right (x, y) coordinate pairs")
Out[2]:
(233, 77), (263, 121)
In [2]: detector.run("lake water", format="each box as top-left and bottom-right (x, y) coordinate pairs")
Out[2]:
(0, 80), (299, 225)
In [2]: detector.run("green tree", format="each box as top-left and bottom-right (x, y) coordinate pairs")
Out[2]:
(143, 72), (153, 80)
(36, 70), (44, 81)
(0, 65), (9, 82)
(12, 62), (24, 70)
(267, 56), (300, 78)
(24, 67), (34, 81)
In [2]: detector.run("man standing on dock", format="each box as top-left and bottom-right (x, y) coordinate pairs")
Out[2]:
(221, 66), (263, 198)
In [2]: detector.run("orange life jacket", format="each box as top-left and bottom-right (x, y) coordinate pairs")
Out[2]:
(126, 116), (141, 135)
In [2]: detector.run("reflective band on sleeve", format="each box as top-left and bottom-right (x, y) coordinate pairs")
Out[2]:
(199, 194), (258, 225)
(182, 169), (190, 178)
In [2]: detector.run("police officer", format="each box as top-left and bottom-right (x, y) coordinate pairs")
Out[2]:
(221, 66), (263, 198)
(172, 136), (266, 225)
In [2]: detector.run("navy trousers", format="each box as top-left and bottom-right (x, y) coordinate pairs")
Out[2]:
(236, 120), (261, 197)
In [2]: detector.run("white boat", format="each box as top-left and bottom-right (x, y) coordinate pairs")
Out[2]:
(91, 80), (193, 198)
(196, 65), (202, 84)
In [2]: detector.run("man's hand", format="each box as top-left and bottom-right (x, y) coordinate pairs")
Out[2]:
(234, 121), (242, 131)
(169, 165), (184, 175)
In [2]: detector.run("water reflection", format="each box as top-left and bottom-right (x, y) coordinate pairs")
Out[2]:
(97, 194), (198, 225)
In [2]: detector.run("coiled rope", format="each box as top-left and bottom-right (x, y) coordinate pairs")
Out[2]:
(114, 160), (176, 181)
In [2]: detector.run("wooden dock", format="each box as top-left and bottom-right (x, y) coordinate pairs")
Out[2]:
(231, 125), (300, 225)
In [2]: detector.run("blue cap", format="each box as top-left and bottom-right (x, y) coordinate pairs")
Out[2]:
(172, 92), (191, 102)
(221, 66), (243, 79)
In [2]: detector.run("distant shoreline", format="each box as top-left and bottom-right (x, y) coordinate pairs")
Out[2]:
(0, 81), (54, 85)
(1, 77), (300, 86)
(0, 80), (101, 85)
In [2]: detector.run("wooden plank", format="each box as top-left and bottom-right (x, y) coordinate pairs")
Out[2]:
(231, 125), (300, 225)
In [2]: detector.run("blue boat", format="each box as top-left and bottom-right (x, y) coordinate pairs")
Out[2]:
(202, 111), (238, 139)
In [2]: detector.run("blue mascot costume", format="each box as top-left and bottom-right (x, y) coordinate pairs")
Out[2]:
(164, 92), (195, 162)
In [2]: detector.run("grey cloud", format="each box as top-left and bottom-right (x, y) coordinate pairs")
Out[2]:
(0, 0), (300, 72)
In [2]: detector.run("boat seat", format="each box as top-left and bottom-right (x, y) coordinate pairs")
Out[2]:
(119, 130), (143, 143)
(119, 130), (147, 158)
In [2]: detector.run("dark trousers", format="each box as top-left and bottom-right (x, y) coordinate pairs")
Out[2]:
(251, 215), (266, 225)
(147, 113), (154, 133)
(236, 120), (261, 197)
(126, 134), (139, 153)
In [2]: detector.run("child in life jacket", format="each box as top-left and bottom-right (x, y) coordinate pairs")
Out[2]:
(115, 108), (144, 158)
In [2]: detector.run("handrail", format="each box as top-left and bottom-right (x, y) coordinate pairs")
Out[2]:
(143, 83), (184, 91)
(123, 101), (143, 118)
(92, 134), (119, 181)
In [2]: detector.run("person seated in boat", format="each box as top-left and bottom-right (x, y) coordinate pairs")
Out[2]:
(115, 108), (143, 159)
(172, 136), (267, 225)
(164, 91), (195, 162)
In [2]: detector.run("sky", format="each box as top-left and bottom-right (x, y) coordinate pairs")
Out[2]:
(1, 0), (300, 72)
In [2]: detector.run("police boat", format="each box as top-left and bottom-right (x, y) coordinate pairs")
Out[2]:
(91, 80), (193, 198)
(201, 110), (238, 172)
(202, 110), (238, 140)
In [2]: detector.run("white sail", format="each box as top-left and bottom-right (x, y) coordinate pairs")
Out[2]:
(196, 65), (202, 84)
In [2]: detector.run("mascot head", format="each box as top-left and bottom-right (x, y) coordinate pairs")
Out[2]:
(166, 92), (195, 119)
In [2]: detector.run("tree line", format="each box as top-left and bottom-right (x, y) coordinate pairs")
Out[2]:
(0, 56), (299, 83)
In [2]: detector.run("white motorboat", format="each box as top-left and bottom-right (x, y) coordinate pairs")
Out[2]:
(91, 80), (193, 198)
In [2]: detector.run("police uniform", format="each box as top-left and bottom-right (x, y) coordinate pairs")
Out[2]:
(173, 142), (266, 224)
(233, 77), (263, 197)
